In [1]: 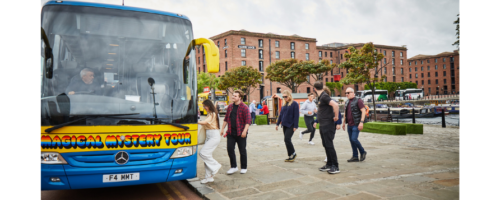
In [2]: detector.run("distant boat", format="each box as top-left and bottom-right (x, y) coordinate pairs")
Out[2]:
(390, 108), (415, 119)
(433, 106), (448, 116)
(416, 106), (435, 118)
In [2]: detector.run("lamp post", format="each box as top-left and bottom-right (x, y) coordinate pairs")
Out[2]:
(398, 86), (401, 101)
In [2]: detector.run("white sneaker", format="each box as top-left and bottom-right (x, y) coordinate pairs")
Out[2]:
(240, 169), (247, 174)
(324, 157), (327, 162)
(200, 177), (214, 184)
(299, 132), (304, 140)
(226, 168), (238, 175)
(308, 141), (314, 145)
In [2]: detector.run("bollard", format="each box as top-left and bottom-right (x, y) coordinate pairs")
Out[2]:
(412, 107), (415, 124)
(441, 108), (446, 128)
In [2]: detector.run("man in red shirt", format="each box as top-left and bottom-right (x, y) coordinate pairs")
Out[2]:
(220, 90), (251, 174)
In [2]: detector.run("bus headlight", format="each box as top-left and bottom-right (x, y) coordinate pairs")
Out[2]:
(170, 146), (197, 159)
(41, 152), (67, 164)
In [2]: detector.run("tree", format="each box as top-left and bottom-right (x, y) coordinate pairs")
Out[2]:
(452, 14), (459, 49)
(217, 66), (262, 103)
(326, 82), (343, 97)
(197, 72), (220, 94)
(296, 59), (336, 86)
(339, 43), (388, 121)
(265, 58), (307, 93)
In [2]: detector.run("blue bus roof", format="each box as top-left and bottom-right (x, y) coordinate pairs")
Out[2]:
(43, 1), (190, 21)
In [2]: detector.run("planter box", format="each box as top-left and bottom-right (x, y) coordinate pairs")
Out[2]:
(255, 115), (268, 125)
(362, 122), (407, 135)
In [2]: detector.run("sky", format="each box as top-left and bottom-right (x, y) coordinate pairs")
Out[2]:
(40, 0), (459, 58)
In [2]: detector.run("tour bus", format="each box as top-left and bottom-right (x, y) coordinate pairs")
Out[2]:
(395, 89), (405, 100)
(356, 90), (389, 102)
(41, 1), (219, 190)
(404, 88), (424, 100)
(197, 92), (210, 115)
(214, 91), (229, 114)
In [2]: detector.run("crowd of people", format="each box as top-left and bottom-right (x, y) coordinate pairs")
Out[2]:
(197, 81), (368, 183)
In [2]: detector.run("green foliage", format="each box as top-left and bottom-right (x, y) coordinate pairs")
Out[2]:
(265, 58), (307, 93)
(197, 72), (220, 94)
(296, 59), (336, 86)
(217, 66), (262, 102)
(363, 82), (418, 97)
(326, 82), (343, 96)
(452, 14), (459, 49)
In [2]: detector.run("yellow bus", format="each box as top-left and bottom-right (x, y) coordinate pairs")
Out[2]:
(197, 92), (210, 115)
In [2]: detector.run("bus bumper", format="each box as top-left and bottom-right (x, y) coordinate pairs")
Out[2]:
(41, 154), (197, 190)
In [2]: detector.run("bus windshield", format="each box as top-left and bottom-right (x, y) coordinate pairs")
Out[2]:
(215, 96), (227, 101)
(41, 5), (197, 126)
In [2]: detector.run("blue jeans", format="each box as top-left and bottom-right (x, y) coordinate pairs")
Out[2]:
(347, 125), (365, 158)
(251, 112), (256, 124)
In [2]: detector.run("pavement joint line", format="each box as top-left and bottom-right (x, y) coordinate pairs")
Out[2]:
(156, 183), (175, 200)
(337, 167), (459, 186)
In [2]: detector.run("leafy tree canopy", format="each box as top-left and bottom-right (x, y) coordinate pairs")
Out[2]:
(452, 14), (459, 49)
(326, 82), (343, 96)
(296, 59), (336, 86)
(265, 58), (307, 93)
(218, 66), (262, 102)
(197, 72), (220, 94)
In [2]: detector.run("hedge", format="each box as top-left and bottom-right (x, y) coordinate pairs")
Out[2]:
(255, 115), (268, 125)
(362, 122), (407, 135)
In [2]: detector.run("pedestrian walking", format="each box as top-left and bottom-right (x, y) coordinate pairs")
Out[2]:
(261, 101), (270, 125)
(313, 81), (340, 174)
(198, 100), (222, 184)
(342, 87), (367, 162)
(250, 100), (257, 125)
(220, 90), (251, 174)
(276, 90), (300, 162)
(299, 93), (318, 145)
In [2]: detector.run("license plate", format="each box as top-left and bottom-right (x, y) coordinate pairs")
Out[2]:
(103, 173), (140, 183)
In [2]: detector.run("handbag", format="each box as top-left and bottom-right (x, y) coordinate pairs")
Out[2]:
(198, 124), (206, 145)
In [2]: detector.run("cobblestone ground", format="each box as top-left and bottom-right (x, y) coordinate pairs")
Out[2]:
(194, 117), (459, 200)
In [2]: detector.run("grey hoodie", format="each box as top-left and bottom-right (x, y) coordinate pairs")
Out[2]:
(300, 99), (317, 116)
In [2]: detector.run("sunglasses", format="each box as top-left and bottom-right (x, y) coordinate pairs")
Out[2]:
(345, 92), (352, 94)
(283, 96), (288, 98)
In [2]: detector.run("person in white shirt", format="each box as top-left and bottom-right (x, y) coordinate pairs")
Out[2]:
(299, 93), (318, 145)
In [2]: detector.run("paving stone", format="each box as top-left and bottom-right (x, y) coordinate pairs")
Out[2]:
(293, 176), (322, 184)
(426, 172), (459, 180)
(286, 191), (339, 200)
(255, 180), (303, 192)
(433, 178), (459, 187)
(400, 175), (436, 183)
(234, 190), (292, 200)
(334, 192), (382, 200)
(221, 188), (260, 199)
(387, 194), (431, 200)
(416, 189), (459, 200)
(205, 192), (228, 200)
(251, 170), (303, 184)
(283, 181), (336, 195)
(208, 178), (262, 193)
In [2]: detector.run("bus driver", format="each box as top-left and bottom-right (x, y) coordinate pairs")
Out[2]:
(66, 68), (102, 95)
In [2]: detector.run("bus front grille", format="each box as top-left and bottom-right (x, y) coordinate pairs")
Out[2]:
(63, 150), (174, 168)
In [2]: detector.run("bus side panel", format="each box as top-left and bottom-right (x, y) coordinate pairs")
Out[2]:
(63, 160), (173, 190)
(166, 151), (198, 182)
(41, 164), (71, 190)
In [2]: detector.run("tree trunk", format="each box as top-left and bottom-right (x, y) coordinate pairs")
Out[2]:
(370, 82), (377, 122)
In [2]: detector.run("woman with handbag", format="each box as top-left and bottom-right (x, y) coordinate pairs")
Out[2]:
(197, 100), (222, 184)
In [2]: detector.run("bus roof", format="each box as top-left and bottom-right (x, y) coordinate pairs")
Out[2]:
(43, 1), (190, 21)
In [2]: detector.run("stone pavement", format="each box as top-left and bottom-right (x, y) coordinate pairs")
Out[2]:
(188, 118), (459, 200)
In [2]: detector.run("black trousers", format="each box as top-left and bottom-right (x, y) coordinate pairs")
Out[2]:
(265, 113), (270, 125)
(283, 126), (296, 156)
(302, 115), (316, 141)
(319, 123), (338, 168)
(227, 134), (247, 169)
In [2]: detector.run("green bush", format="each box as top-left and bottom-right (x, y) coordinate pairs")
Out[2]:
(256, 115), (268, 125)
(405, 124), (424, 134)
(363, 122), (407, 135)
(299, 116), (319, 128)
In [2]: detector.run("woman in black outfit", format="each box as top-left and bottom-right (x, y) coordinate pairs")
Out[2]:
(275, 90), (300, 162)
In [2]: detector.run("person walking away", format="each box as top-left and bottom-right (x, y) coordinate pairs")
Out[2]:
(220, 90), (251, 174)
(299, 93), (318, 145)
(250, 100), (257, 125)
(261, 101), (270, 125)
(313, 81), (340, 174)
(197, 100), (222, 184)
(364, 105), (370, 122)
(276, 90), (300, 162)
(342, 87), (367, 162)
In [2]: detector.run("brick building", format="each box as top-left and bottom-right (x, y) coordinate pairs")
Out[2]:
(196, 30), (410, 102)
(407, 50), (460, 95)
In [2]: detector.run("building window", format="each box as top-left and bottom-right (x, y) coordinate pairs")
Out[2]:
(443, 64), (446, 69)
(428, 72), (430, 77)
(392, 51), (395, 57)
(383, 50), (386, 56)
(290, 42), (295, 50)
(318, 51), (322, 57)
(416, 81), (418, 85)
(306, 53), (310, 61)
(400, 52), (403, 57)
(392, 67), (395, 74)
(258, 39), (263, 48)
(330, 60), (333, 64)
(443, 71), (447, 76)
(341, 72), (344, 77)
(259, 61), (264, 71)
(435, 72), (438, 77)
(198, 57), (200, 64)
(202, 47), (205, 54)
(305, 43), (309, 49)
(420, 66), (423, 71)
(277, 87), (281, 93)
(427, 59), (430, 63)
(203, 65), (205, 72)
(392, 58), (395, 65)
(409, 68), (412, 72)
(225, 50), (227, 58)
(198, 67), (200, 73)
(443, 58), (446, 62)
(261, 73), (265, 83)
(435, 65), (438, 70)
(400, 59), (403, 65)
(435, 58), (437, 63)
(225, 61), (227, 71)
(384, 67), (387, 74)
(421, 60), (424, 64)
(241, 49), (246, 57)
(275, 40), (279, 47)
(436, 79), (438, 84)
(410, 74), (412, 79)
(421, 80), (424, 85)
(427, 66), (430, 70)
(242, 60), (246, 66)
(393, 76), (396, 82)
(401, 77), (404, 82)
(203, 56), (206, 64)
(330, 52), (333, 57)
(444, 79), (447, 84)
(291, 52), (295, 59)
(217, 41), (219, 48)
(259, 49), (264, 59)
(451, 57), (454, 62)
(416, 73), (418, 78)
(409, 62), (411, 66)
(415, 67), (417, 72)
(324, 51), (327, 57)
(275, 51), (280, 59)
(241, 37), (246, 45)
(384, 58), (387, 64)
(428, 80), (431, 84)
(401, 68), (403, 75)
(421, 73), (424, 78)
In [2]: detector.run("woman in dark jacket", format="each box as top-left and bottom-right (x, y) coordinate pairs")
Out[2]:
(275, 90), (300, 162)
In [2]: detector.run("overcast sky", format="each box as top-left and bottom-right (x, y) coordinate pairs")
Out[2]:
(41, 0), (459, 58)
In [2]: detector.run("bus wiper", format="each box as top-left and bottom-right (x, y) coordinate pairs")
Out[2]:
(157, 121), (190, 130)
(44, 113), (140, 133)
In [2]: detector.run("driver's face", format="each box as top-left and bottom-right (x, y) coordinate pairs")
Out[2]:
(82, 72), (94, 84)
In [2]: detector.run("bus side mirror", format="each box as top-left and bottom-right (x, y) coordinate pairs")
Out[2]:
(42, 28), (54, 79)
(195, 38), (219, 73)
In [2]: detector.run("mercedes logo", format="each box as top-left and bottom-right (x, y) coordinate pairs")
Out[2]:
(114, 151), (129, 165)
